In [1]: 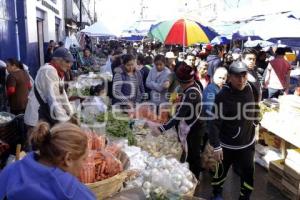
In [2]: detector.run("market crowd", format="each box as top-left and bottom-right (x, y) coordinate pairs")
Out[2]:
(0, 37), (298, 200)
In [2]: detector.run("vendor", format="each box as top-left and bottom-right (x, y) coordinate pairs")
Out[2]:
(6, 58), (32, 115)
(0, 122), (96, 200)
(31, 47), (74, 126)
(80, 48), (96, 73)
(149, 62), (206, 179)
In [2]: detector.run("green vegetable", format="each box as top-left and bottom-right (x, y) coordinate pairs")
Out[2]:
(68, 87), (90, 97)
(96, 111), (136, 145)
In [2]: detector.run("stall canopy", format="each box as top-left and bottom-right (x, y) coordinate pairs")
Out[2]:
(120, 20), (156, 41)
(244, 39), (275, 48)
(235, 15), (300, 40)
(80, 21), (116, 37)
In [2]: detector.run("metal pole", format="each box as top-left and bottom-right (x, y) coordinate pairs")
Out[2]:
(94, 0), (96, 22)
(14, 0), (20, 60)
(80, 0), (82, 30)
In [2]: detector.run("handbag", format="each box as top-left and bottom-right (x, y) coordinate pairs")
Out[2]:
(33, 84), (58, 126)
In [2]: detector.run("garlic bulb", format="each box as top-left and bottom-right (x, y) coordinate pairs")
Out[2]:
(179, 186), (189, 194)
(143, 181), (152, 189)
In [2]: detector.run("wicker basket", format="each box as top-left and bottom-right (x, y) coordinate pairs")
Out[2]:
(86, 150), (133, 200)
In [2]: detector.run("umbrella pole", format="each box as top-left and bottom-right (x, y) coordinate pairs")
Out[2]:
(183, 19), (185, 52)
(242, 40), (244, 51)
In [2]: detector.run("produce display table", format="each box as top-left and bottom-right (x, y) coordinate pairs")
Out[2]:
(260, 111), (300, 149)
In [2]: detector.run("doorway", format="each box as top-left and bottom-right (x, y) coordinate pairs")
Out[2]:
(37, 19), (44, 66)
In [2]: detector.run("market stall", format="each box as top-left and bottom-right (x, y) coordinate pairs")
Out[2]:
(257, 94), (300, 199)
(61, 70), (202, 199)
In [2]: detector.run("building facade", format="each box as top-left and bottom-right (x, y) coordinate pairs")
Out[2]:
(0, 0), (65, 77)
(65, 0), (94, 36)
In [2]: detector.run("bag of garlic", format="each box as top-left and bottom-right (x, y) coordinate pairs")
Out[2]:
(201, 142), (217, 172)
(140, 156), (198, 198)
(134, 127), (183, 160)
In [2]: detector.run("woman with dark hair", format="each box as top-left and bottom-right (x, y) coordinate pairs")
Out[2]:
(112, 54), (145, 107)
(6, 58), (32, 115)
(146, 54), (171, 105)
(0, 122), (96, 200)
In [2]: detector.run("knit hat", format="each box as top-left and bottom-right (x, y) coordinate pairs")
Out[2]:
(175, 62), (195, 83)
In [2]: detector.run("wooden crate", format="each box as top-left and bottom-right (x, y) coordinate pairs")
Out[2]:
(268, 159), (285, 191)
(268, 173), (282, 191)
(285, 159), (300, 180)
(269, 159), (285, 176)
(281, 185), (300, 200)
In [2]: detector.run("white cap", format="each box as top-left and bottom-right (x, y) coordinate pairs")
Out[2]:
(165, 51), (177, 59)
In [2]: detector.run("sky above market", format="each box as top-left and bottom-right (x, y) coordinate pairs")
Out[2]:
(96, 0), (300, 35)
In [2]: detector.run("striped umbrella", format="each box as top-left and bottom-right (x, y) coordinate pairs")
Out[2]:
(149, 19), (218, 46)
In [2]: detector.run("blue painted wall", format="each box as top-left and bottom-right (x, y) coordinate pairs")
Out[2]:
(0, 0), (18, 60)
(0, 0), (41, 77)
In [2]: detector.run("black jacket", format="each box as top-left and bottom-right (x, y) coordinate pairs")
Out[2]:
(208, 82), (256, 151)
(159, 82), (205, 132)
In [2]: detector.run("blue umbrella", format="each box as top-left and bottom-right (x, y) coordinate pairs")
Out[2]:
(232, 32), (262, 41)
(211, 36), (230, 45)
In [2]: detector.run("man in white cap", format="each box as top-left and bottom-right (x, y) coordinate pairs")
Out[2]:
(165, 51), (178, 93)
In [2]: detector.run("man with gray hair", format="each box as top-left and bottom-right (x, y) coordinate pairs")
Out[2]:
(26, 47), (74, 126)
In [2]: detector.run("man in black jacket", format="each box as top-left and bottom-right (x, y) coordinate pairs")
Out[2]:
(209, 61), (257, 200)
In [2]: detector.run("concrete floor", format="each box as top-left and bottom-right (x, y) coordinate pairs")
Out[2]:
(194, 164), (288, 200)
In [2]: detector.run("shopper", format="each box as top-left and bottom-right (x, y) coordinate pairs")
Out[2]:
(6, 58), (32, 115)
(149, 62), (206, 179)
(242, 48), (261, 102)
(264, 47), (291, 98)
(146, 54), (171, 105)
(0, 122), (96, 200)
(207, 45), (224, 80)
(112, 54), (145, 107)
(197, 61), (210, 90)
(44, 40), (56, 63)
(202, 67), (227, 116)
(209, 61), (256, 200)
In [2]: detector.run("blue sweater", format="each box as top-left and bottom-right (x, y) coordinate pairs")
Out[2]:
(0, 152), (96, 200)
(202, 83), (221, 116)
